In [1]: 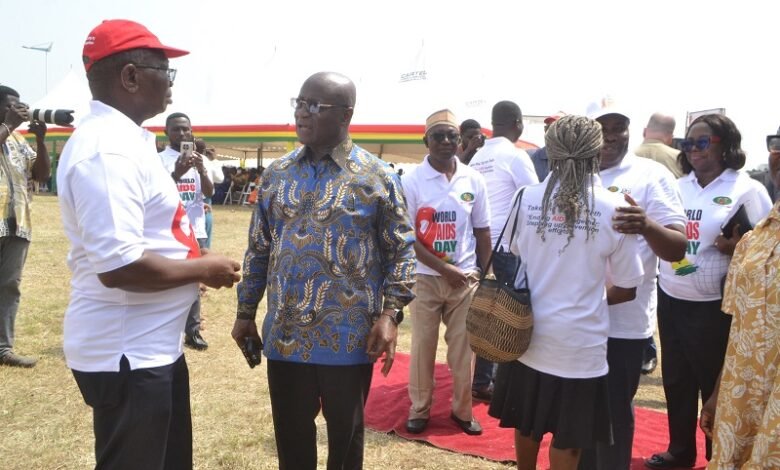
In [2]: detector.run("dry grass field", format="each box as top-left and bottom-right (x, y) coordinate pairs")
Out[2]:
(0, 194), (667, 469)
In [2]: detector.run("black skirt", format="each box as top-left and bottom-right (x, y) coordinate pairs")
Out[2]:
(488, 360), (613, 450)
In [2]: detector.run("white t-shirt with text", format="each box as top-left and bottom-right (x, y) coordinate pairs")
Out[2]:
(659, 169), (772, 301)
(160, 146), (208, 239)
(508, 176), (644, 378)
(402, 156), (490, 275)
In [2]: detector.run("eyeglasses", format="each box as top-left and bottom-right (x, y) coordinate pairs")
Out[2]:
(429, 131), (461, 144)
(291, 97), (352, 114)
(680, 135), (721, 153)
(767, 135), (780, 152)
(134, 64), (177, 83)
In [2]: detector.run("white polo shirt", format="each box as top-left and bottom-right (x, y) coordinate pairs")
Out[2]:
(659, 169), (772, 301)
(160, 146), (207, 239)
(600, 155), (686, 339)
(508, 176), (644, 378)
(402, 156), (490, 275)
(58, 101), (200, 372)
(469, 136), (539, 246)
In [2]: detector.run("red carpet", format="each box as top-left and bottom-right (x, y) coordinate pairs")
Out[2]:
(366, 353), (707, 469)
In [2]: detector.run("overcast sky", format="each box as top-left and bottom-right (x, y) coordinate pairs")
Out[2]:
(2, 0), (778, 169)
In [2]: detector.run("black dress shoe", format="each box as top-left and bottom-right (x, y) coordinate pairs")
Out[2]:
(405, 418), (429, 434)
(450, 413), (482, 436)
(184, 332), (208, 351)
(471, 384), (494, 402)
(645, 453), (695, 469)
(641, 357), (658, 375)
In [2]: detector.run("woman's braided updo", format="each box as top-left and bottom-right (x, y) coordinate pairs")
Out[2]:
(537, 115), (603, 250)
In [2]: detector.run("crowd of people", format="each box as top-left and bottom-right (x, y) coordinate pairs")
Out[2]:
(1, 17), (778, 470)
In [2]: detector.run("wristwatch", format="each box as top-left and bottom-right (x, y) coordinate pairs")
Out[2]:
(381, 308), (404, 326)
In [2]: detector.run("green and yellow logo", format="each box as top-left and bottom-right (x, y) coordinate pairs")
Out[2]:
(712, 196), (732, 205)
(460, 192), (475, 202)
(607, 186), (620, 193)
(672, 258), (698, 276)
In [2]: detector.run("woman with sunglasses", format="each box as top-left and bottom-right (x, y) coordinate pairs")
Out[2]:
(647, 114), (772, 469)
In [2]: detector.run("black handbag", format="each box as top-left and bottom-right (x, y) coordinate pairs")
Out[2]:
(466, 189), (533, 362)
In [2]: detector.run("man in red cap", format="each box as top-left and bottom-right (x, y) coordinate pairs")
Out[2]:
(529, 111), (566, 181)
(58, 19), (241, 469)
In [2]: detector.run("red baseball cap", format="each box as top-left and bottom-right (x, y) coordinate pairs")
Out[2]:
(82, 19), (189, 72)
(544, 111), (567, 125)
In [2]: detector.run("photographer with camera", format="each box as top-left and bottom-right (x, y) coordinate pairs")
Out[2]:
(0, 85), (50, 368)
(159, 112), (214, 351)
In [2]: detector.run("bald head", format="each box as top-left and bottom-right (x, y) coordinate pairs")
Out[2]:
(302, 72), (356, 108)
(644, 112), (676, 145)
(295, 72), (357, 155)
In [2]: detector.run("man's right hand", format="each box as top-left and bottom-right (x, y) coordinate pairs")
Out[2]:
(465, 134), (485, 154)
(440, 263), (468, 288)
(173, 154), (192, 179)
(200, 253), (241, 288)
(231, 318), (260, 349)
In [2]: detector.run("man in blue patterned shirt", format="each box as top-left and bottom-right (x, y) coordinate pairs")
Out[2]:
(232, 71), (416, 470)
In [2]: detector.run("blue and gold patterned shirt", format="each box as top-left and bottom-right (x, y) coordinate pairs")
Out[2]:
(236, 138), (416, 365)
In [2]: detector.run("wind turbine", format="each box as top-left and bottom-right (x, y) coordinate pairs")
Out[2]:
(22, 42), (54, 94)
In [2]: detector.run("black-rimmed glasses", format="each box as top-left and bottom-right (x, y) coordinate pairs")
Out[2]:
(135, 64), (177, 83)
(291, 97), (352, 114)
(767, 135), (780, 152)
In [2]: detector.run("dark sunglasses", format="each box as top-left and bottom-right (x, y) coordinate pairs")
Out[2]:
(767, 135), (780, 152)
(429, 131), (460, 144)
(680, 135), (721, 153)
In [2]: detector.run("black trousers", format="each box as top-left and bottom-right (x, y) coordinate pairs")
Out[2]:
(72, 355), (192, 470)
(578, 337), (647, 470)
(267, 359), (373, 470)
(657, 288), (731, 463)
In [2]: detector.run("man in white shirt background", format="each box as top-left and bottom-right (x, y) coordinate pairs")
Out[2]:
(160, 113), (214, 350)
(58, 19), (240, 469)
(467, 100), (538, 401)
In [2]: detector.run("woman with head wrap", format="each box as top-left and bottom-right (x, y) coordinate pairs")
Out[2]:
(488, 116), (644, 470)
(647, 115), (773, 469)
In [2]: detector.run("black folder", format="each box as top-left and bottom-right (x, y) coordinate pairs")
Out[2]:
(721, 204), (752, 239)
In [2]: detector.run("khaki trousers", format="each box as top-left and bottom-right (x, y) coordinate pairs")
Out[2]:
(408, 272), (479, 421)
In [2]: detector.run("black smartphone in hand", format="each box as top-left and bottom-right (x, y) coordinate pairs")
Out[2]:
(241, 337), (263, 369)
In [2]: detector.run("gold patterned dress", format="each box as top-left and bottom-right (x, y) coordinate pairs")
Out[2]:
(710, 202), (780, 469)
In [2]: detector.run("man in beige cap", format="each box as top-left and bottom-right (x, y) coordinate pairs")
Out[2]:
(635, 112), (683, 178)
(401, 109), (492, 435)
(58, 19), (241, 469)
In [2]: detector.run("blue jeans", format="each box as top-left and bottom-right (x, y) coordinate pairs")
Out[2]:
(204, 197), (213, 249)
(473, 248), (519, 390)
